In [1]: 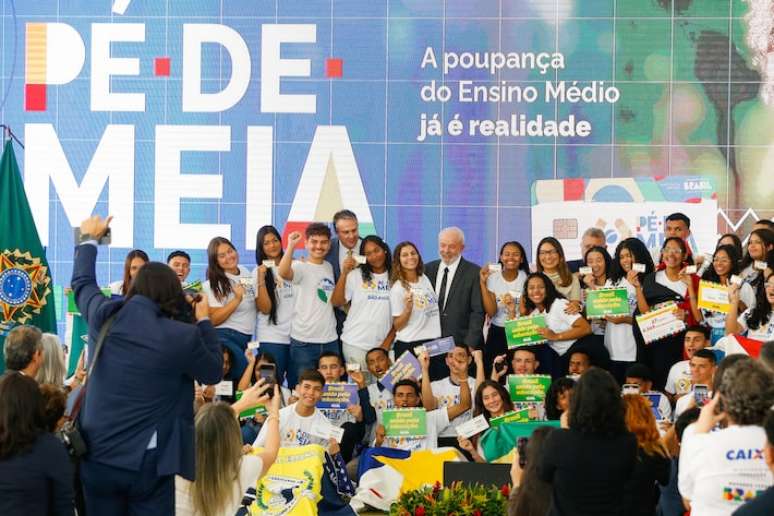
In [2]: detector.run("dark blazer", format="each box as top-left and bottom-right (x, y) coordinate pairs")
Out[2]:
(425, 257), (485, 349)
(324, 237), (344, 282)
(71, 244), (223, 480)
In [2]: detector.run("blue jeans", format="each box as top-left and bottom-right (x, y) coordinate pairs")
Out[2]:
(259, 342), (291, 387)
(216, 328), (251, 381)
(288, 338), (339, 388)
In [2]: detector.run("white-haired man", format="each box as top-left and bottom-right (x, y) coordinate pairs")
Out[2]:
(424, 227), (484, 380)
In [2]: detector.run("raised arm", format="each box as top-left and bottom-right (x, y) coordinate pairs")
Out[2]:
(446, 375), (472, 421)
(71, 216), (114, 328)
(479, 266), (498, 318)
(419, 352), (437, 410)
(331, 264), (355, 307)
(724, 284), (744, 335)
(255, 266), (273, 315)
(278, 231), (302, 281)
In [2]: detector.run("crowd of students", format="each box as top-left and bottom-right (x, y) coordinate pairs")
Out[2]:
(0, 210), (773, 516)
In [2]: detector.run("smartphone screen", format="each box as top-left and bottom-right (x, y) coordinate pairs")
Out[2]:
(258, 364), (277, 397)
(517, 437), (529, 468)
(693, 384), (709, 406)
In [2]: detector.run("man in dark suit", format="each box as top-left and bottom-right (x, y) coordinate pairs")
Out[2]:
(566, 226), (606, 273)
(71, 215), (223, 516)
(324, 209), (362, 338)
(424, 227), (485, 380)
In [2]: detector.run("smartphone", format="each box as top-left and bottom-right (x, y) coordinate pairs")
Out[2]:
(622, 384), (640, 396)
(258, 364), (277, 398)
(693, 384), (709, 406)
(517, 437), (529, 468)
(496, 359), (508, 374)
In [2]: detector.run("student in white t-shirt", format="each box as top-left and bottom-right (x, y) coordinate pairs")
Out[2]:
(360, 348), (394, 447)
(623, 363), (673, 424)
(331, 235), (395, 373)
(254, 369), (337, 450)
(522, 272), (592, 378)
(679, 359), (774, 516)
(697, 245), (756, 344)
(373, 365), (471, 451)
(176, 379), (280, 516)
(673, 349), (717, 421)
(253, 225), (294, 386)
(389, 241), (441, 359)
(108, 249), (149, 296)
(726, 272), (774, 343)
(425, 344), (485, 448)
(479, 241), (529, 376)
(204, 237), (258, 381)
(316, 352), (375, 463)
(237, 350), (294, 444)
(664, 326), (709, 403)
(739, 228), (773, 289)
(278, 225), (338, 389)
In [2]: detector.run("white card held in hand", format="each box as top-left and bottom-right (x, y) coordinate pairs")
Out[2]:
(488, 263), (502, 273)
(262, 259), (276, 268)
(328, 426), (345, 443)
(579, 266), (592, 275)
(248, 340), (261, 350)
(730, 274), (743, 286)
(685, 265), (697, 275)
(346, 362), (361, 372)
(754, 260), (767, 271)
(413, 345), (428, 356)
(214, 380), (233, 397)
(455, 414), (490, 439)
(352, 254), (367, 265)
(633, 263), (646, 273)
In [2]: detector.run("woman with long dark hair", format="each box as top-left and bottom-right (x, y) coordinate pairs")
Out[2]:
(739, 228), (774, 288)
(108, 249), (149, 296)
(715, 233), (743, 260)
(0, 373), (73, 515)
(204, 236), (257, 381)
(389, 241), (441, 359)
(630, 237), (700, 390)
(604, 238), (654, 383)
(71, 215), (223, 516)
(726, 270), (774, 341)
(535, 237), (581, 312)
(538, 368), (637, 515)
(457, 380), (514, 462)
(698, 244), (755, 344)
(544, 377), (575, 421)
(522, 272), (592, 378)
(508, 426), (557, 516)
(331, 235), (394, 372)
(253, 225), (293, 384)
(479, 241), (530, 376)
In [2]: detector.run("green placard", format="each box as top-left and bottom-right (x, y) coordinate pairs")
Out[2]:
(504, 315), (547, 348)
(235, 391), (267, 420)
(507, 374), (552, 402)
(66, 287), (112, 314)
(383, 408), (427, 438)
(585, 288), (630, 318)
(489, 408), (531, 428)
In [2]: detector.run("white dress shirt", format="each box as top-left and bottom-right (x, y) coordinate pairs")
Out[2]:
(434, 255), (461, 308)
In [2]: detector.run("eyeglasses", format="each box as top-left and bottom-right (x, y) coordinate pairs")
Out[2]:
(538, 249), (558, 257)
(662, 248), (683, 255)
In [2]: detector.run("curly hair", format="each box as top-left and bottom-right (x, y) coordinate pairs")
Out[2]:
(569, 368), (627, 436)
(718, 359), (774, 426)
(544, 376), (575, 421)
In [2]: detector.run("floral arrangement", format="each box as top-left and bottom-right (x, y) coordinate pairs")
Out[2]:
(390, 481), (510, 516)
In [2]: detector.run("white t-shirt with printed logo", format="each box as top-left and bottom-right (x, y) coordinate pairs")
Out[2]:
(289, 260), (337, 343)
(530, 298), (581, 356)
(254, 267), (294, 344)
(341, 270), (392, 351)
(665, 359), (692, 397)
(366, 383), (394, 445)
(602, 278), (639, 361)
(486, 270), (527, 327)
(253, 403), (333, 448)
(736, 309), (774, 342)
(679, 424), (772, 516)
(383, 408), (448, 451)
(430, 376), (477, 438)
(390, 276), (442, 342)
(203, 265), (257, 335)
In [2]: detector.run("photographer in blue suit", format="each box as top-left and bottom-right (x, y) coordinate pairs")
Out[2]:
(71, 215), (223, 516)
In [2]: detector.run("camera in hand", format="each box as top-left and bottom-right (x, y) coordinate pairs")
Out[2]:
(517, 437), (529, 467)
(496, 360), (508, 374)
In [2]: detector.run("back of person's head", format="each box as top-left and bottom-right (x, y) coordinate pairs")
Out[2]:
(623, 394), (668, 457)
(3, 325), (42, 372)
(0, 373), (45, 459)
(545, 377), (575, 420)
(38, 383), (67, 433)
(298, 369), (326, 387)
(761, 341), (774, 372)
(625, 363), (653, 384)
(35, 333), (66, 386)
(675, 407), (701, 443)
(569, 368), (627, 435)
(711, 353), (751, 393)
(717, 359), (774, 426)
(192, 402), (243, 516)
(509, 426), (556, 516)
(126, 261), (188, 319)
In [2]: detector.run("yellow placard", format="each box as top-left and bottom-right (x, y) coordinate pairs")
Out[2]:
(697, 280), (730, 314)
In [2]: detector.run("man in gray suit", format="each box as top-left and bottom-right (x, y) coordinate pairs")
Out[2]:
(424, 227), (485, 380)
(324, 210), (362, 339)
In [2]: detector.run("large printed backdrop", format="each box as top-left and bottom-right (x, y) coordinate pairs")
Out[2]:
(1, 0), (772, 302)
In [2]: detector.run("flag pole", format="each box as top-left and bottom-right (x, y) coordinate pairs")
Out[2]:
(0, 124), (24, 148)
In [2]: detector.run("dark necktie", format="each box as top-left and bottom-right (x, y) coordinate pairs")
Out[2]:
(438, 266), (449, 313)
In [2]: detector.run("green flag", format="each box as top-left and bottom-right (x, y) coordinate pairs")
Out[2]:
(0, 140), (57, 372)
